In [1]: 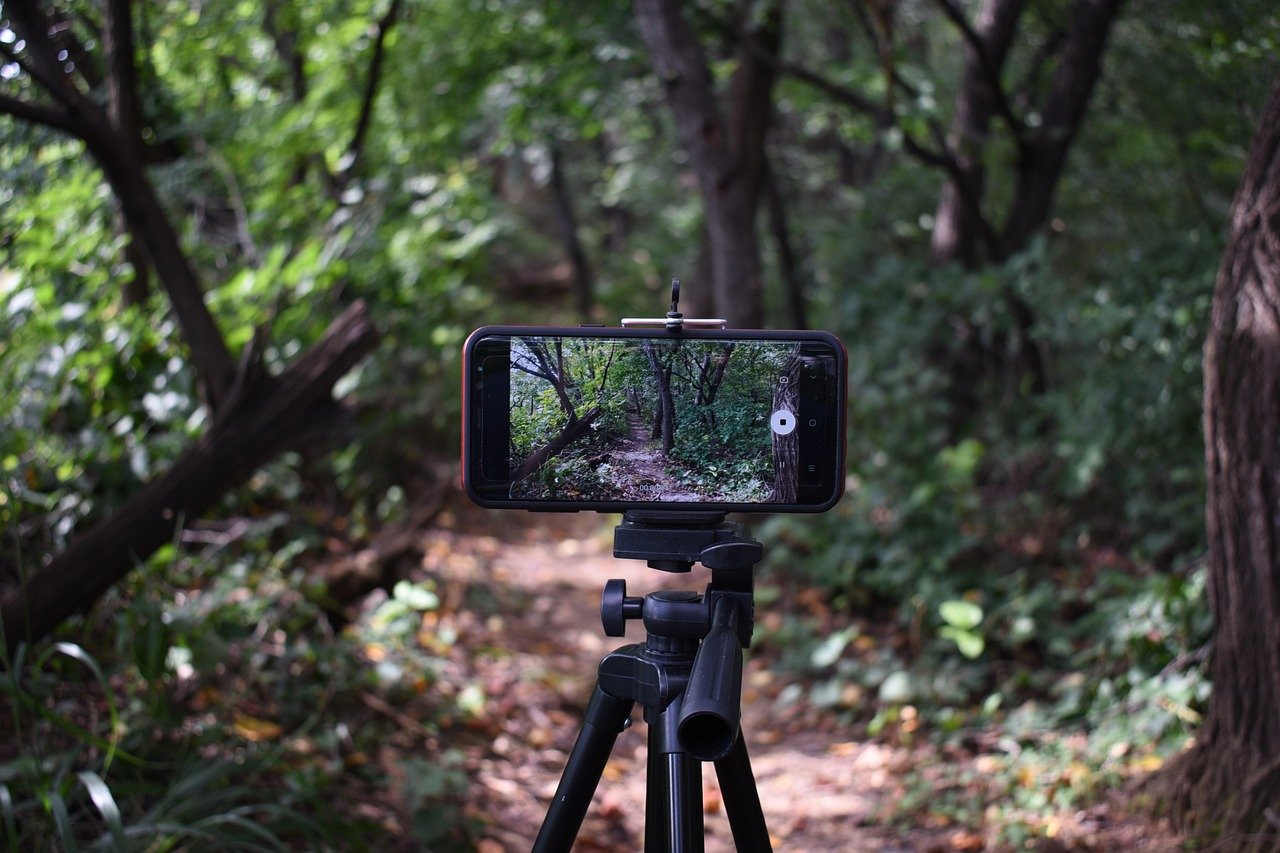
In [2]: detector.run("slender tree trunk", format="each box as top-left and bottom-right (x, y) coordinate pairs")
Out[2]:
(5, 1), (239, 405)
(549, 143), (595, 320)
(0, 4), (382, 646)
(998, 0), (1123, 257)
(931, 0), (1026, 267)
(1162, 80), (1280, 849)
(86, 126), (238, 403)
(764, 163), (808, 328)
(644, 341), (677, 454)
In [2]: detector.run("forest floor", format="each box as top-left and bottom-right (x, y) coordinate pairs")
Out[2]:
(600, 415), (703, 502)
(392, 499), (1186, 851)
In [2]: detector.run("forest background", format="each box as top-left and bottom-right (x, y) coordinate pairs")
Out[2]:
(2, 0), (1280, 849)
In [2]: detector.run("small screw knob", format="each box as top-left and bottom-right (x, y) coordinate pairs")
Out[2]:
(601, 579), (644, 637)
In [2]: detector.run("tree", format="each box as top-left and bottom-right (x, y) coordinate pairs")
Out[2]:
(633, 0), (781, 328)
(0, 1), (378, 648)
(1164, 78), (1280, 847)
(930, 0), (1124, 267)
(642, 338), (677, 454)
(773, 0), (1123, 410)
(510, 338), (613, 481)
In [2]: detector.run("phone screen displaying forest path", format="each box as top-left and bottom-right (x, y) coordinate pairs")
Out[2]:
(508, 336), (806, 503)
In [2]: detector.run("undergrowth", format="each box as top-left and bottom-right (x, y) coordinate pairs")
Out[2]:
(0, 507), (472, 851)
(758, 242), (1214, 846)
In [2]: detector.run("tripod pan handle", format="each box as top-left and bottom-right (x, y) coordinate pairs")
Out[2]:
(677, 597), (744, 761)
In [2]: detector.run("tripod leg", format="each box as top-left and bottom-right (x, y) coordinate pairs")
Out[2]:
(645, 701), (704, 853)
(533, 686), (634, 853)
(713, 733), (773, 853)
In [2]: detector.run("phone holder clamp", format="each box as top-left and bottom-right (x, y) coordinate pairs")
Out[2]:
(620, 277), (727, 331)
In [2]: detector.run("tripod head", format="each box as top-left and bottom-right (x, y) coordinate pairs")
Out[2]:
(598, 511), (763, 761)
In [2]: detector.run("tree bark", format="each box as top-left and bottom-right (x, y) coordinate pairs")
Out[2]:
(1162, 79), (1280, 848)
(930, 0), (1026, 267)
(634, 0), (780, 328)
(771, 353), (801, 502)
(998, 0), (1123, 258)
(643, 340), (677, 454)
(2, 303), (379, 651)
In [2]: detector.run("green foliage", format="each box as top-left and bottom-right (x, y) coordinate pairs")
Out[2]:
(0, 510), (472, 849)
(2, 0), (1278, 844)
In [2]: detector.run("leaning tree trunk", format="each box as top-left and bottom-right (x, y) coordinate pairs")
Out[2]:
(1162, 79), (1280, 848)
(2, 303), (378, 650)
(0, 2), (383, 649)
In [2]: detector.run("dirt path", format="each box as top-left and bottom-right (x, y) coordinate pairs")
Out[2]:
(603, 415), (703, 502)
(409, 503), (1182, 851)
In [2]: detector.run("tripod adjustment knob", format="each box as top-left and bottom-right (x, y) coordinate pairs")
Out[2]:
(601, 579), (644, 637)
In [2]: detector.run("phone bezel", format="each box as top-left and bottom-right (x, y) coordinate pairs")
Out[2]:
(462, 325), (847, 513)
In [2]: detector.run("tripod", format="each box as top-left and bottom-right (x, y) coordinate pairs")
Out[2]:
(532, 511), (773, 852)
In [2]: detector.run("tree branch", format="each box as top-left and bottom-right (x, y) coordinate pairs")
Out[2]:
(0, 90), (82, 134)
(3, 4), (93, 111)
(340, 0), (403, 185)
(51, 5), (105, 91)
(776, 55), (892, 126)
(933, 0), (1027, 146)
(262, 0), (308, 102)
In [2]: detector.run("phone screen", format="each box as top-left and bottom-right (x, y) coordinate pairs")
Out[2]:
(464, 328), (845, 511)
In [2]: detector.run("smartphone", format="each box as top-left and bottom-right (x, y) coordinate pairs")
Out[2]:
(462, 325), (846, 512)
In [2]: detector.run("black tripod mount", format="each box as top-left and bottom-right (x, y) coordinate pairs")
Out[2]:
(532, 511), (774, 852)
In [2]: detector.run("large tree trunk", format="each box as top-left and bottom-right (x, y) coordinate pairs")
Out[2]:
(1162, 79), (1280, 848)
(2, 303), (379, 650)
(634, 0), (780, 328)
(771, 353), (801, 503)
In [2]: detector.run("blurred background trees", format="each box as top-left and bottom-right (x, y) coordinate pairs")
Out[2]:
(2, 0), (1279, 847)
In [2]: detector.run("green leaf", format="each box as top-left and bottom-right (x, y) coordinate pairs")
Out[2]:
(940, 626), (986, 659)
(392, 580), (439, 612)
(878, 670), (913, 703)
(810, 627), (856, 669)
(76, 772), (128, 852)
(939, 599), (984, 630)
(48, 791), (78, 853)
(0, 784), (17, 853)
